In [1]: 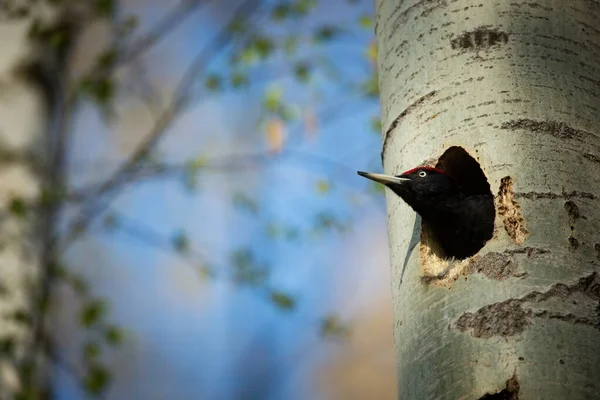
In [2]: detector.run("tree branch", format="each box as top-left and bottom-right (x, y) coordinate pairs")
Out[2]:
(116, 0), (209, 68)
(58, 0), (263, 251)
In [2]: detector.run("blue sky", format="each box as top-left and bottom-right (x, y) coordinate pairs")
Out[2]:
(55, 1), (395, 399)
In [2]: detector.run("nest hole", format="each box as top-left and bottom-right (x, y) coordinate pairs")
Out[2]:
(421, 146), (495, 260)
(478, 376), (520, 399)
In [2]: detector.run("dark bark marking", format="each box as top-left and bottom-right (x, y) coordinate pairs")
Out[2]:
(455, 300), (531, 338)
(564, 200), (581, 220)
(504, 247), (550, 256)
(502, 98), (529, 104)
(594, 243), (600, 260)
(455, 272), (600, 338)
(500, 118), (590, 141)
(390, 0), (447, 27)
(568, 236), (580, 249)
(450, 26), (509, 51)
(478, 375), (520, 400)
(497, 177), (528, 244)
(515, 191), (597, 200)
(465, 252), (528, 281)
(528, 272), (600, 303)
(381, 90), (438, 164)
(584, 153), (600, 164)
(533, 310), (599, 330)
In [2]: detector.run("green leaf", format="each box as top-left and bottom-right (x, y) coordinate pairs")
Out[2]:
(98, 49), (117, 69)
(84, 363), (111, 395)
(264, 86), (283, 112)
(292, 0), (317, 15)
(95, 0), (115, 17)
(270, 290), (296, 310)
(314, 212), (347, 234)
(314, 26), (340, 43)
(18, 361), (36, 387)
(80, 77), (115, 106)
(105, 325), (124, 346)
(362, 73), (379, 98)
(69, 273), (90, 296)
(172, 231), (190, 254)
(182, 156), (208, 192)
(358, 14), (373, 29)
(191, 156), (208, 169)
(39, 187), (66, 206)
(205, 75), (222, 91)
(0, 337), (16, 357)
(232, 192), (259, 215)
(315, 180), (331, 195)
(238, 46), (258, 65)
(320, 315), (350, 338)
(8, 197), (27, 218)
(285, 227), (300, 242)
(279, 104), (298, 122)
(231, 249), (268, 286)
(48, 261), (67, 280)
(266, 223), (300, 242)
(231, 73), (248, 88)
(294, 62), (311, 82)
(271, 4), (291, 21)
(369, 181), (386, 196)
(265, 222), (280, 239)
(370, 116), (382, 134)
(182, 167), (198, 192)
(197, 264), (214, 280)
(82, 341), (101, 364)
(27, 19), (42, 39)
(9, 309), (32, 325)
(253, 36), (275, 59)
(228, 18), (246, 34)
(120, 15), (139, 35)
(49, 30), (67, 48)
(80, 300), (108, 328)
(232, 249), (252, 269)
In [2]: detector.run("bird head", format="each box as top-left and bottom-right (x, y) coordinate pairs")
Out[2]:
(357, 167), (460, 215)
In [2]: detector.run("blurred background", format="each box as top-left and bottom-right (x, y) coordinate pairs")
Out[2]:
(1, 0), (396, 399)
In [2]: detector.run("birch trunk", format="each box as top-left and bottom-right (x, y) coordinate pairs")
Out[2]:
(375, 0), (600, 398)
(0, 4), (67, 397)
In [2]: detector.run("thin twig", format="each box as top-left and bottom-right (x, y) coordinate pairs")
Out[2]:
(116, 0), (209, 67)
(58, 0), (263, 251)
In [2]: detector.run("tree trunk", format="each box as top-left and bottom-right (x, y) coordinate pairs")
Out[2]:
(375, 0), (600, 398)
(0, 4), (71, 397)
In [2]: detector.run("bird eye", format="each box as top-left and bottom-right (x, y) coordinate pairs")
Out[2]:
(418, 171), (427, 177)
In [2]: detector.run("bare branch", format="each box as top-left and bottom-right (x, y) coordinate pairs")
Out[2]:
(58, 0), (264, 251)
(116, 0), (209, 67)
(106, 212), (213, 273)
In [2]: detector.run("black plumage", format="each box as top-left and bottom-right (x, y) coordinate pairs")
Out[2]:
(357, 167), (494, 259)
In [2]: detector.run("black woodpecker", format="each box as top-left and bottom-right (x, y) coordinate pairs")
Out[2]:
(357, 166), (494, 259)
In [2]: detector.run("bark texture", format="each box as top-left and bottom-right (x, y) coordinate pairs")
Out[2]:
(375, 0), (600, 398)
(0, 5), (55, 396)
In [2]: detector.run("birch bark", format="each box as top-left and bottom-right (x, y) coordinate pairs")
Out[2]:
(0, 3), (68, 396)
(375, 0), (600, 398)
(0, 14), (47, 397)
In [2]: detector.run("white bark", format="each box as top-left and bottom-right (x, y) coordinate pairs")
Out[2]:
(0, 5), (56, 396)
(375, 0), (600, 398)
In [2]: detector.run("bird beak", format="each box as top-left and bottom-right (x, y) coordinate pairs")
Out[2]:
(357, 171), (410, 186)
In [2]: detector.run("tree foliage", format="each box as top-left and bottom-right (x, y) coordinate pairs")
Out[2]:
(1, 0), (381, 397)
